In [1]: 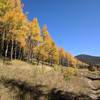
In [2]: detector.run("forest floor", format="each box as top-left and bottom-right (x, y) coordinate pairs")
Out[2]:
(0, 59), (100, 100)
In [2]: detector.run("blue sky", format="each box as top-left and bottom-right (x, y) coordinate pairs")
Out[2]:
(22, 0), (100, 56)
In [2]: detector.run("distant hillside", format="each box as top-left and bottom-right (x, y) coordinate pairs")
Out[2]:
(75, 54), (100, 66)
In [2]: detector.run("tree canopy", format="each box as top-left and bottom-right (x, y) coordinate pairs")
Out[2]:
(0, 0), (82, 67)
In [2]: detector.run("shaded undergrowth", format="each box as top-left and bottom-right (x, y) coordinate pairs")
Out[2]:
(0, 76), (94, 100)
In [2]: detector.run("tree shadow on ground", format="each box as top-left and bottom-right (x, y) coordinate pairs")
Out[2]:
(48, 88), (92, 100)
(0, 77), (95, 100)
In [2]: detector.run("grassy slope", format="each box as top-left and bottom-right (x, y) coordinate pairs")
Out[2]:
(0, 59), (99, 100)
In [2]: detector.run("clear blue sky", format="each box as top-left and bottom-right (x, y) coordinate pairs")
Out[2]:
(22, 0), (100, 56)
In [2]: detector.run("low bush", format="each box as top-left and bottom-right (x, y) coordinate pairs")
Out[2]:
(61, 67), (78, 80)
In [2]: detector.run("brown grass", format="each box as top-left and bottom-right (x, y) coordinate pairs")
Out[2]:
(0, 59), (98, 100)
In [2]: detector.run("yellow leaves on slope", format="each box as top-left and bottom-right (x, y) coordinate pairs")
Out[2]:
(16, 31), (26, 47)
(2, 6), (27, 48)
(4, 7), (25, 22)
(65, 52), (77, 67)
(42, 25), (53, 45)
(42, 25), (48, 36)
(0, 0), (80, 67)
(29, 18), (41, 42)
(59, 48), (66, 58)
(0, 0), (15, 16)
(31, 18), (40, 35)
(50, 43), (59, 64)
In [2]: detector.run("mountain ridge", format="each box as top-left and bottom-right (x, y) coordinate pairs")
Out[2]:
(75, 54), (100, 66)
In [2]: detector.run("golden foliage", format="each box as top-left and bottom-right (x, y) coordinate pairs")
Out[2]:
(0, 0), (82, 67)
(62, 67), (78, 80)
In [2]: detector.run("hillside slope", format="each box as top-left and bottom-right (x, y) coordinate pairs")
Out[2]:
(0, 60), (100, 100)
(75, 54), (100, 66)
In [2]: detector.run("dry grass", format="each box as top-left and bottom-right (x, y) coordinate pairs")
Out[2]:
(0, 60), (68, 90)
(0, 59), (99, 100)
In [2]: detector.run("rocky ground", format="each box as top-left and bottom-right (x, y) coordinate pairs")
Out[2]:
(77, 69), (100, 100)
